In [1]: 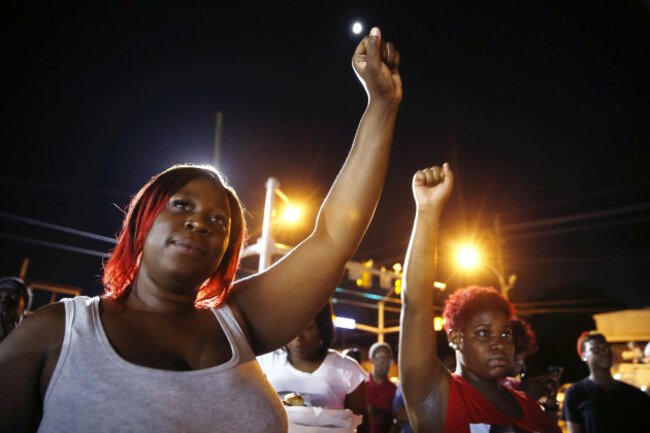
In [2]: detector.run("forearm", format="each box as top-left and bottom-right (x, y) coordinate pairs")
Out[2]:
(399, 206), (445, 405)
(402, 207), (440, 313)
(313, 99), (399, 257)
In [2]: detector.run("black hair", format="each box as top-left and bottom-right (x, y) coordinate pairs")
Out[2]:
(0, 277), (32, 312)
(314, 301), (336, 357)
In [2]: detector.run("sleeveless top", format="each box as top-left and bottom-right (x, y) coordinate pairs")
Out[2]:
(38, 296), (288, 433)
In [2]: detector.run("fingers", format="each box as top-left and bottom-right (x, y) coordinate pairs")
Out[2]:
(380, 42), (400, 71)
(414, 163), (452, 187)
(352, 27), (400, 71)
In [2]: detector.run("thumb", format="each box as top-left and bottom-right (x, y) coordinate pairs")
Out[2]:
(366, 27), (382, 67)
(443, 162), (454, 188)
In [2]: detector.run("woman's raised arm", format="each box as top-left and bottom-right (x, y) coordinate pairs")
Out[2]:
(399, 164), (453, 433)
(231, 27), (402, 355)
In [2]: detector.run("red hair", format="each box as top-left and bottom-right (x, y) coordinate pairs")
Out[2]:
(577, 331), (605, 358)
(443, 286), (515, 333)
(102, 165), (247, 308)
(511, 316), (538, 357)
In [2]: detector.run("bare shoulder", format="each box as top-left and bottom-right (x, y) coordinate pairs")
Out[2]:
(222, 291), (253, 345)
(0, 302), (66, 431)
(0, 301), (66, 354)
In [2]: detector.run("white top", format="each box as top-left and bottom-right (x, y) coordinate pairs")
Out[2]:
(38, 296), (287, 433)
(257, 348), (367, 409)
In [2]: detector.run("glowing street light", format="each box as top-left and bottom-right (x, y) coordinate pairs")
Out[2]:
(241, 177), (306, 272)
(454, 242), (516, 299)
(280, 204), (302, 224)
(456, 245), (480, 269)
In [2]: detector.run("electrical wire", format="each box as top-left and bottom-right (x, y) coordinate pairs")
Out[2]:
(0, 232), (108, 258)
(0, 211), (117, 244)
(501, 202), (650, 233)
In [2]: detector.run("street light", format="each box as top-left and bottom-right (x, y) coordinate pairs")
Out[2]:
(456, 245), (479, 268)
(242, 177), (304, 272)
(454, 243), (516, 299)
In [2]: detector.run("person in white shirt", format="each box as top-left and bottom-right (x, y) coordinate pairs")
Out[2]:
(258, 302), (369, 432)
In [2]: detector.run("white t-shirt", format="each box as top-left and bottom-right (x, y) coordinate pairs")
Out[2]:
(257, 348), (367, 409)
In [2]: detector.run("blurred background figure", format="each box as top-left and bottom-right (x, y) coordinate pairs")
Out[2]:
(366, 342), (396, 433)
(0, 277), (32, 343)
(561, 331), (650, 432)
(621, 341), (644, 363)
(501, 316), (538, 390)
(258, 301), (369, 432)
(502, 316), (562, 415)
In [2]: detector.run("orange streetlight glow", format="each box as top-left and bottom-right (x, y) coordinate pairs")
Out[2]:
(281, 204), (302, 224)
(457, 245), (480, 269)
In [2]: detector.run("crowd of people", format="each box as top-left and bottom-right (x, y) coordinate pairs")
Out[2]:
(0, 26), (648, 433)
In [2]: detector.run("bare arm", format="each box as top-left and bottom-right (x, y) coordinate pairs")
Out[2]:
(0, 302), (65, 433)
(399, 164), (453, 433)
(232, 27), (402, 354)
(345, 381), (369, 433)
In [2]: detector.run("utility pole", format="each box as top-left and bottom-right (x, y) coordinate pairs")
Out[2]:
(213, 111), (223, 170)
(258, 177), (280, 272)
(493, 214), (516, 299)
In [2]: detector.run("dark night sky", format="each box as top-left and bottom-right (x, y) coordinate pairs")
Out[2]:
(2, 0), (650, 318)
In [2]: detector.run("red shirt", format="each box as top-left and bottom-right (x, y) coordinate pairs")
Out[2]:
(365, 376), (397, 433)
(443, 374), (561, 433)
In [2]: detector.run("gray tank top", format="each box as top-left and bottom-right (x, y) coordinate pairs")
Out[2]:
(38, 296), (287, 433)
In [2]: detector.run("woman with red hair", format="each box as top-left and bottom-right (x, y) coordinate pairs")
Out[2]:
(398, 164), (560, 433)
(0, 27), (402, 432)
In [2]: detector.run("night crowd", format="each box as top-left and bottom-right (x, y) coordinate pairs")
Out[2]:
(1, 27), (648, 433)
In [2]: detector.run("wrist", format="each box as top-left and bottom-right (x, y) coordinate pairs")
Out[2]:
(416, 204), (445, 217)
(367, 96), (401, 112)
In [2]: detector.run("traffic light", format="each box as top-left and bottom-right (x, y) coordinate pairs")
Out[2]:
(356, 260), (373, 288)
(394, 278), (402, 295)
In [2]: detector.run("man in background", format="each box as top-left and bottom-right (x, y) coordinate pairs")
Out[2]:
(366, 342), (397, 433)
(0, 277), (32, 343)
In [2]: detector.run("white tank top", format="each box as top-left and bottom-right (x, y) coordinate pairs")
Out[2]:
(38, 296), (287, 433)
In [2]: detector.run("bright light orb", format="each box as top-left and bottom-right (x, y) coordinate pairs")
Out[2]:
(457, 246), (480, 269)
(352, 22), (363, 34)
(281, 205), (301, 224)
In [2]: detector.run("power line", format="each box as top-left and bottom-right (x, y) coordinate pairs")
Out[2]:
(499, 180), (650, 217)
(0, 232), (108, 258)
(0, 177), (131, 197)
(501, 202), (650, 233)
(504, 214), (650, 241)
(0, 211), (117, 244)
(508, 256), (650, 265)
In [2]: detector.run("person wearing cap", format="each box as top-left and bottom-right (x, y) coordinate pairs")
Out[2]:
(0, 277), (32, 343)
(366, 342), (397, 433)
